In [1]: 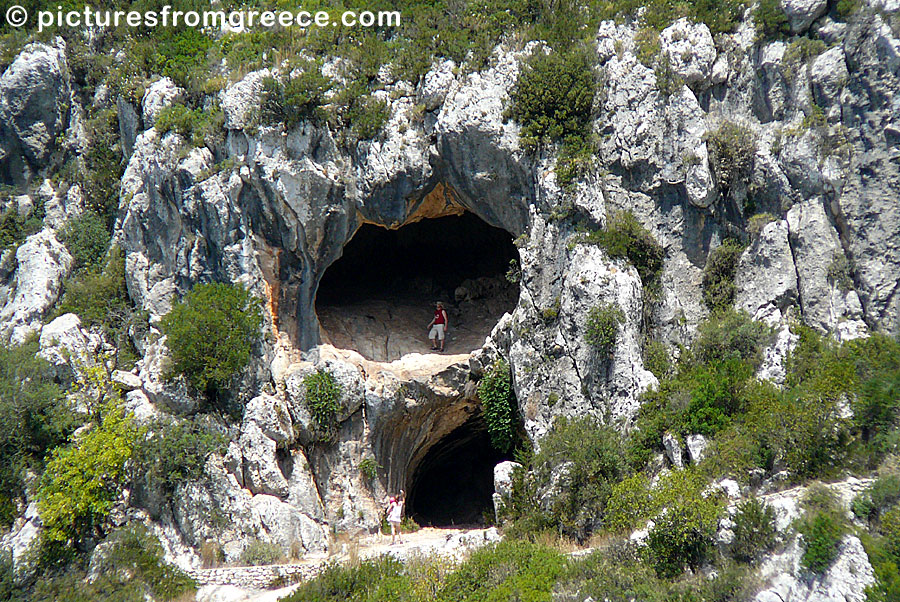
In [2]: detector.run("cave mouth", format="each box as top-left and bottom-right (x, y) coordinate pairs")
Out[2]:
(406, 415), (509, 527)
(315, 212), (519, 362)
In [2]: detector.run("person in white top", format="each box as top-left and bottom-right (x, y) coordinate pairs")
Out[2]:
(386, 491), (405, 544)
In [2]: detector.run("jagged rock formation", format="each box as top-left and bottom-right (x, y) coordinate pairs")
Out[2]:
(0, 1), (899, 597)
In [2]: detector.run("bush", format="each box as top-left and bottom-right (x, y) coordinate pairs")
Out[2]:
(581, 210), (666, 296)
(284, 555), (407, 602)
(160, 282), (263, 394)
(438, 540), (566, 602)
(827, 252), (853, 292)
(477, 359), (519, 453)
(705, 122), (756, 199)
(0, 201), (45, 254)
(507, 48), (595, 148)
(304, 370), (343, 435)
(702, 239), (745, 312)
(0, 340), (73, 515)
(60, 211), (109, 272)
(684, 358), (754, 437)
(853, 473), (900, 524)
(747, 213), (776, 239)
(78, 109), (124, 224)
(241, 539), (283, 566)
(260, 67), (333, 129)
(605, 473), (654, 533)
(359, 458), (380, 480)
(154, 103), (224, 147)
(585, 302), (625, 355)
(694, 309), (772, 367)
(132, 417), (227, 494)
(730, 497), (778, 563)
(847, 334), (900, 451)
(643, 339), (671, 379)
(754, 0), (790, 40)
(37, 400), (140, 545)
(530, 416), (626, 540)
(797, 485), (847, 573)
(646, 469), (724, 578)
(329, 80), (390, 141)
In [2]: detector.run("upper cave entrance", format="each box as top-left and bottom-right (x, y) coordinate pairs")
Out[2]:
(315, 212), (519, 362)
(405, 415), (508, 527)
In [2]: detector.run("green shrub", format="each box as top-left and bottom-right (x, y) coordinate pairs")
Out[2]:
(132, 417), (227, 493)
(685, 358), (754, 436)
(0, 340), (73, 514)
(853, 474), (900, 524)
(304, 370), (343, 435)
(705, 122), (756, 199)
(797, 485), (847, 573)
(847, 334), (900, 452)
(702, 238), (745, 312)
(0, 201), (45, 254)
(584, 302), (625, 355)
(730, 497), (777, 563)
(754, 0), (790, 40)
(78, 109), (124, 224)
(477, 359), (519, 453)
(438, 539), (566, 602)
(284, 555), (407, 602)
(634, 27), (661, 67)
(556, 135), (596, 190)
(60, 211), (109, 271)
(748, 213), (776, 239)
(507, 48), (595, 148)
(694, 309), (772, 367)
(827, 252), (853, 292)
(329, 80), (390, 141)
(581, 210), (666, 297)
(835, 0), (859, 19)
(380, 516), (421, 535)
(260, 67), (333, 129)
(154, 103), (224, 148)
(240, 539), (282, 566)
(646, 469), (724, 578)
(0, 550), (20, 602)
(606, 473), (654, 533)
(359, 458), (380, 480)
(160, 282), (263, 394)
(37, 400), (140, 545)
(530, 416), (626, 540)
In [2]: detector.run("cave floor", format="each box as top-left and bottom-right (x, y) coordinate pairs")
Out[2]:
(317, 293), (512, 362)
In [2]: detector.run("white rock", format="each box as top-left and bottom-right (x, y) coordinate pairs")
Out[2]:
(220, 70), (267, 130)
(735, 221), (799, 325)
(0, 229), (73, 344)
(420, 60), (456, 111)
(659, 18), (716, 85)
(781, 0), (828, 34)
(142, 77), (185, 128)
(662, 432), (684, 468)
(686, 434), (708, 464)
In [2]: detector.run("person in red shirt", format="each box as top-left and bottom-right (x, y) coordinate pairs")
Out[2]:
(427, 301), (449, 352)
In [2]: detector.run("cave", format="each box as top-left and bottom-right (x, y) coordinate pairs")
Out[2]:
(405, 415), (508, 527)
(315, 212), (519, 361)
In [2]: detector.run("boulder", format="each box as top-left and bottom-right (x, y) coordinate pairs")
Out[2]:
(781, 0), (828, 34)
(662, 432), (684, 468)
(735, 220), (799, 325)
(142, 78), (185, 128)
(659, 18), (716, 85)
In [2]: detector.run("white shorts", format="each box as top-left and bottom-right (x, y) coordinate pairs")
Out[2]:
(429, 324), (445, 340)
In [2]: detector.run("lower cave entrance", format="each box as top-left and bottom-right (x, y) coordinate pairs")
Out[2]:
(315, 212), (519, 362)
(406, 415), (508, 527)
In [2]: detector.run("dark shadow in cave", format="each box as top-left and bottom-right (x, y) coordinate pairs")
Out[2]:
(405, 414), (509, 527)
(315, 213), (519, 361)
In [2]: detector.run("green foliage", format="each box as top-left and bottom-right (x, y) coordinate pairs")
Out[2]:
(530, 416), (626, 540)
(0, 200), (45, 254)
(748, 213), (776, 239)
(705, 122), (756, 199)
(702, 239), (746, 312)
(508, 48), (595, 148)
(154, 102), (224, 147)
(684, 358), (754, 437)
(579, 210), (666, 297)
(0, 550), (22, 602)
(60, 211), (109, 272)
(359, 458), (380, 480)
(643, 339), (671, 379)
(477, 360), (519, 453)
(585, 302), (625, 355)
(645, 469), (724, 578)
(694, 309), (772, 367)
(284, 555), (407, 602)
(380, 516), (421, 536)
(29, 523), (195, 602)
(754, 0), (790, 40)
(606, 473), (654, 533)
(240, 539), (282, 566)
(835, 0), (859, 20)
(259, 67), (333, 129)
(304, 370), (343, 435)
(77, 109), (124, 225)
(0, 340), (74, 519)
(160, 282), (263, 394)
(556, 135), (597, 190)
(634, 27), (661, 67)
(785, 37), (828, 63)
(797, 485), (847, 573)
(847, 334), (900, 453)
(37, 400), (140, 545)
(827, 252), (854, 292)
(730, 497), (778, 563)
(132, 417), (227, 493)
(330, 80), (390, 141)
(53, 247), (141, 369)
(853, 473), (900, 525)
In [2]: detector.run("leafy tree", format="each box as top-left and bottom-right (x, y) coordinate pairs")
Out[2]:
(160, 282), (263, 394)
(132, 416), (227, 493)
(477, 359), (519, 453)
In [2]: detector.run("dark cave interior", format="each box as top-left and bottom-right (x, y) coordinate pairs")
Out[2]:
(405, 415), (509, 527)
(315, 212), (520, 361)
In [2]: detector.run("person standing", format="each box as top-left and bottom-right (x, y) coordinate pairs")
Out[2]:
(387, 491), (405, 544)
(427, 302), (449, 352)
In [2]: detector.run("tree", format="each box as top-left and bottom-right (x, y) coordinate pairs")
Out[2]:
(159, 282), (263, 394)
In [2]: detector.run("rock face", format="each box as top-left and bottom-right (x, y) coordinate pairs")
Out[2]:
(0, 38), (70, 186)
